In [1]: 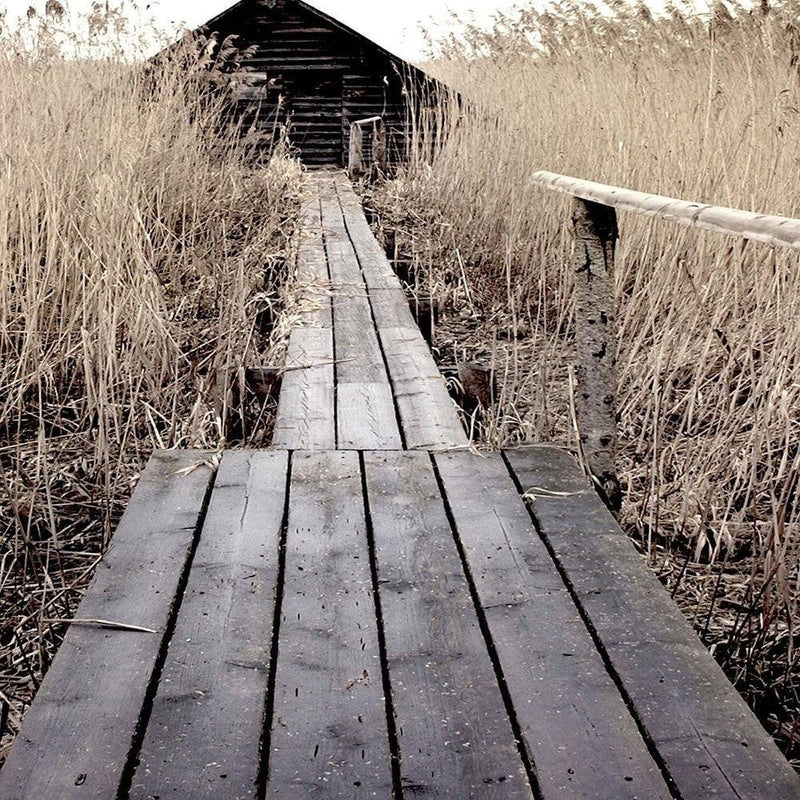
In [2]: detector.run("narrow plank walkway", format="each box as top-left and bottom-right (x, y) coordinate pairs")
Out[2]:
(273, 171), (468, 451)
(2, 173), (799, 800)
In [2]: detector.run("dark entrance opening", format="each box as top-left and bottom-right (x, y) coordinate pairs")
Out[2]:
(285, 71), (344, 166)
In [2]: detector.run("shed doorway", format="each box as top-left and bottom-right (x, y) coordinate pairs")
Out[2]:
(285, 71), (344, 166)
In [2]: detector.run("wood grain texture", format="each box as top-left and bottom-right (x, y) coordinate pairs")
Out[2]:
(130, 451), (288, 800)
(319, 178), (402, 450)
(505, 445), (800, 800)
(532, 170), (800, 251)
(335, 175), (468, 450)
(267, 450), (392, 798)
(201, 0), (446, 166)
(0, 450), (216, 800)
(363, 450), (532, 798)
(273, 192), (336, 450)
(435, 451), (671, 800)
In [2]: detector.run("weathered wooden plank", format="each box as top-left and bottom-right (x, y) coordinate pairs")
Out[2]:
(319, 182), (401, 450)
(129, 451), (288, 800)
(434, 451), (672, 800)
(0, 450), (217, 800)
(272, 328), (336, 450)
(505, 445), (800, 800)
(267, 450), (392, 797)
(273, 193), (336, 450)
(334, 176), (468, 450)
(363, 451), (532, 797)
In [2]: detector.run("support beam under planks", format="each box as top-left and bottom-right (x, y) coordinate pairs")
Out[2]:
(335, 175), (468, 450)
(505, 445), (800, 800)
(273, 192), (336, 450)
(266, 450), (393, 797)
(434, 451), (672, 800)
(130, 451), (288, 800)
(363, 450), (532, 798)
(318, 175), (402, 450)
(0, 450), (217, 800)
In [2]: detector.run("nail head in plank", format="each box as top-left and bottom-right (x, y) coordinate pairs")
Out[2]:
(130, 450), (288, 800)
(0, 450), (216, 800)
(505, 445), (800, 800)
(267, 450), (392, 798)
(363, 450), (532, 798)
(434, 451), (672, 800)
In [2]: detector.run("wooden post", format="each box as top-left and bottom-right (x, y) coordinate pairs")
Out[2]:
(572, 197), (620, 509)
(372, 118), (387, 177)
(348, 122), (364, 178)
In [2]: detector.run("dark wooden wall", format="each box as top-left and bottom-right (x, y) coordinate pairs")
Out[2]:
(210, 0), (434, 166)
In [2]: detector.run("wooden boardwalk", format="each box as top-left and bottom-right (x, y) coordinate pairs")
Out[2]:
(1, 174), (799, 800)
(273, 172), (468, 451)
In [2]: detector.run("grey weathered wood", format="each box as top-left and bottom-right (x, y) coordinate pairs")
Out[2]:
(372, 119), (387, 176)
(130, 451), (288, 800)
(267, 450), (392, 797)
(434, 451), (672, 800)
(319, 179), (402, 449)
(363, 451), (531, 798)
(273, 191), (336, 450)
(532, 170), (800, 251)
(0, 450), (216, 800)
(572, 197), (619, 500)
(347, 121), (364, 178)
(335, 175), (468, 450)
(505, 445), (800, 800)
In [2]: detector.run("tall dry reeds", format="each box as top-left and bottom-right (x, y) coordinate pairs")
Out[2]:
(0, 10), (302, 757)
(375, 0), (800, 763)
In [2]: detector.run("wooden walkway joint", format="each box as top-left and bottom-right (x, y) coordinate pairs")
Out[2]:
(1, 173), (798, 800)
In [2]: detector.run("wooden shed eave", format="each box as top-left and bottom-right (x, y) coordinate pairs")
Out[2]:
(197, 0), (458, 99)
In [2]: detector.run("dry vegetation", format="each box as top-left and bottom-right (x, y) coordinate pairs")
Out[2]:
(0, 8), (302, 758)
(372, 0), (800, 765)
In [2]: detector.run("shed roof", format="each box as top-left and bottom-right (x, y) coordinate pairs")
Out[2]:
(191, 0), (425, 69)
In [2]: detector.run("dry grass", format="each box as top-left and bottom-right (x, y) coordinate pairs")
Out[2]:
(372, 0), (800, 764)
(0, 12), (303, 758)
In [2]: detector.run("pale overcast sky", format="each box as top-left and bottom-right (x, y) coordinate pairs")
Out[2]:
(0, 0), (531, 59)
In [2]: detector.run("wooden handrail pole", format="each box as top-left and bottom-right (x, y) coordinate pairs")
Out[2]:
(372, 118), (387, 176)
(348, 121), (364, 178)
(572, 197), (620, 508)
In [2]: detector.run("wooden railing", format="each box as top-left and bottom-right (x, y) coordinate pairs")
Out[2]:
(531, 170), (800, 508)
(348, 115), (387, 181)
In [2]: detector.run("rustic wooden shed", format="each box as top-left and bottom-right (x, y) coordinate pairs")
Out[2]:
(197, 0), (448, 167)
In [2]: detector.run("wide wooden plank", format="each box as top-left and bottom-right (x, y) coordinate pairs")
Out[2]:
(505, 445), (800, 800)
(273, 192), (336, 450)
(0, 450), (217, 800)
(320, 183), (401, 449)
(363, 450), (531, 798)
(130, 450), (288, 799)
(267, 450), (393, 797)
(434, 451), (672, 800)
(273, 326), (335, 450)
(335, 175), (468, 450)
